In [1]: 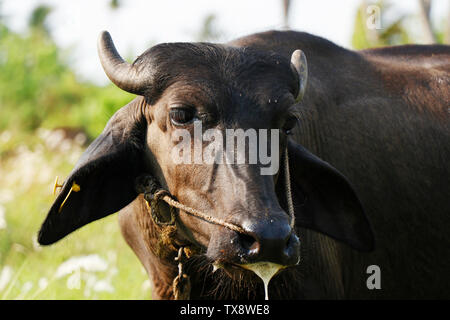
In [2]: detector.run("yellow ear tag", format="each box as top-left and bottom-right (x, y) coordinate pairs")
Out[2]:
(53, 176), (63, 196)
(58, 181), (81, 213)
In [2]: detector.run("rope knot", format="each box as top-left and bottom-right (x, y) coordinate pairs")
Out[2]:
(135, 175), (177, 226)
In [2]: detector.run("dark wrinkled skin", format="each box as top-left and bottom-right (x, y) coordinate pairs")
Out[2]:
(38, 30), (450, 299)
(120, 32), (450, 299)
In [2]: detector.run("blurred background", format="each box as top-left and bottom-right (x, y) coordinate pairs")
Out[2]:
(0, 0), (448, 300)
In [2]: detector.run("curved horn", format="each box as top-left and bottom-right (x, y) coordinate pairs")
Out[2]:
(290, 49), (308, 102)
(97, 31), (148, 95)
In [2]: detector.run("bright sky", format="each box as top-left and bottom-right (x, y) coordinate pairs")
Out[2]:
(2, 0), (448, 84)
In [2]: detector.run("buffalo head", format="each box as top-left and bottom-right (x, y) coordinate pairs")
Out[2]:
(38, 31), (373, 286)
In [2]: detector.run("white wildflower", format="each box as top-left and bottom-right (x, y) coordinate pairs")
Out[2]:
(38, 277), (48, 290)
(83, 286), (91, 298)
(83, 273), (98, 297)
(59, 139), (73, 153)
(0, 130), (12, 143)
(107, 267), (118, 278)
(45, 129), (65, 150)
(21, 281), (33, 295)
(68, 149), (82, 165)
(84, 273), (97, 288)
(32, 234), (42, 251)
(12, 243), (27, 254)
(0, 205), (6, 230)
(0, 190), (13, 203)
(0, 266), (13, 291)
(13, 281), (33, 300)
(74, 133), (87, 146)
(106, 250), (117, 263)
(92, 280), (114, 293)
(66, 271), (81, 290)
(55, 254), (108, 278)
(140, 266), (147, 275)
(141, 279), (151, 292)
(37, 128), (51, 141)
(5, 145), (45, 191)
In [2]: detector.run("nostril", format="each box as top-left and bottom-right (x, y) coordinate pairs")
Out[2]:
(238, 233), (259, 253)
(232, 222), (300, 265)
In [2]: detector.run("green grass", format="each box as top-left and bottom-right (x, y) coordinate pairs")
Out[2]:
(0, 24), (148, 299)
(0, 130), (150, 300)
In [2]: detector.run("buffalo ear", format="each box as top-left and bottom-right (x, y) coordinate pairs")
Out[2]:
(281, 140), (374, 252)
(38, 99), (147, 245)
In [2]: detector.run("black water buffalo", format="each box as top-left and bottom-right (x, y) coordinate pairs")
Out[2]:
(38, 30), (450, 299)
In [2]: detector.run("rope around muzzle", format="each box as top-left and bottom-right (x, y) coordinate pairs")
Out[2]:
(135, 146), (295, 299)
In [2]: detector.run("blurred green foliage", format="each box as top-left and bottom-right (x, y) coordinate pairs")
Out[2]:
(352, 1), (410, 49)
(195, 14), (223, 42)
(352, 0), (448, 49)
(0, 5), (134, 142)
(28, 4), (52, 34)
(0, 4), (146, 300)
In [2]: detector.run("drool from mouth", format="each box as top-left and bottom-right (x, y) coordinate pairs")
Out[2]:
(212, 260), (286, 300)
(241, 262), (285, 300)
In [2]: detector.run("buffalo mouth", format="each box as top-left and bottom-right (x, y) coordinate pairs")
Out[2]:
(213, 261), (286, 300)
(214, 262), (255, 281)
(213, 260), (285, 282)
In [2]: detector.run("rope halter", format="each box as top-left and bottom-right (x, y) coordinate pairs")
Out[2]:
(136, 146), (295, 232)
(135, 145), (295, 299)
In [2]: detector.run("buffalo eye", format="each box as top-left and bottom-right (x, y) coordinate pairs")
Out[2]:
(169, 106), (197, 126)
(282, 115), (298, 135)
